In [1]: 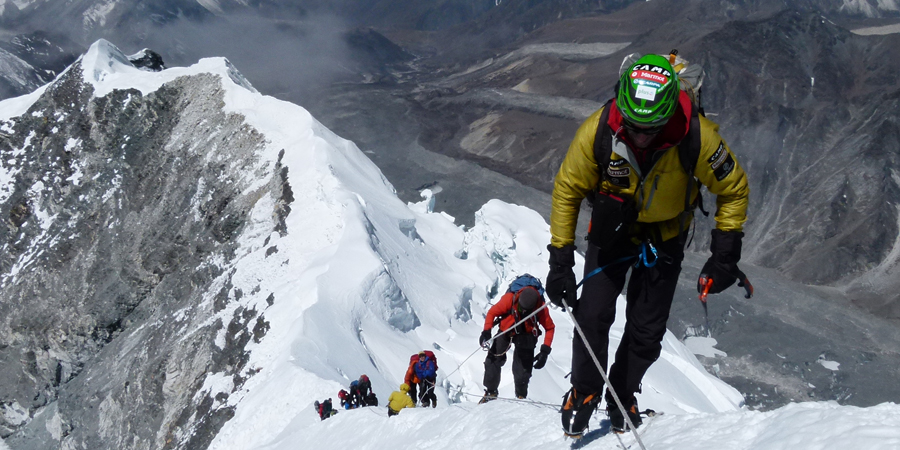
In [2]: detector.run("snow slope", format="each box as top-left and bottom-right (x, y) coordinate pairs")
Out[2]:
(1, 39), (899, 449)
(269, 400), (900, 449)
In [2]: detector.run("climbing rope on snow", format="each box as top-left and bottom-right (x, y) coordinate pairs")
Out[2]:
(441, 346), (484, 381)
(456, 390), (558, 409)
(364, 405), (384, 417)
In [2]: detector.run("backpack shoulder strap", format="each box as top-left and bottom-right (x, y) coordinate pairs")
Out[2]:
(592, 100), (616, 185)
(677, 104), (702, 178)
(677, 104), (705, 247)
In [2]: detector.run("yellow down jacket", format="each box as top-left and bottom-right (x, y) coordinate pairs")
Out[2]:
(549, 102), (749, 248)
(388, 383), (416, 413)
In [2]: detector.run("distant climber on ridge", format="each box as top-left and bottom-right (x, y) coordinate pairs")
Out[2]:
(314, 398), (337, 420)
(357, 374), (378, 406)
(338, 389), (351, 409)
(347, 379), (362, 408)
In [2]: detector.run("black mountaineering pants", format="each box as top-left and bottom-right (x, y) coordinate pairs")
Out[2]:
(570, 238), (684, 400)
(417, 377), (437, 407)
(483, 329), (538, 398)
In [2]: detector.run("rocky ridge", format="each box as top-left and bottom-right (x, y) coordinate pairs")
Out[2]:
(0, 41), (292, 449)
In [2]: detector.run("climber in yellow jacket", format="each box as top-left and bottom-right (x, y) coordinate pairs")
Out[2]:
(547, 54), (750, 437)
(387, 383), (416, 417)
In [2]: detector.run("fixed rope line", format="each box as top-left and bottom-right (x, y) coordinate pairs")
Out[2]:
(441, 346), (484, 381)
(422, 379), (436, 397)
(561, 296), (647, 450)
(457, 390), (558, 409)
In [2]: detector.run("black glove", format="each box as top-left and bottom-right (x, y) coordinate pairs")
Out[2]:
(533, 345), (551, 369)
(698, 230), (744, 295)
(546, 244), (578, 311)
(479, 330), (492, 348)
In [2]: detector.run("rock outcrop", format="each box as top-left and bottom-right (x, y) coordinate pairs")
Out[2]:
(0, 40), (288, 449)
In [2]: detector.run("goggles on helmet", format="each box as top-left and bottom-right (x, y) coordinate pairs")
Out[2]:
(621, 119), (665, 136)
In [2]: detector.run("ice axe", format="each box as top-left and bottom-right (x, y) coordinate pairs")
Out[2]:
(736, 270), (754, 299)
(698, 271), (754, 337)
(698, 275), (713, 338)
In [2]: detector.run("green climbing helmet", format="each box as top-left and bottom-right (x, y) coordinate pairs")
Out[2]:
(616, 54), (680, 127)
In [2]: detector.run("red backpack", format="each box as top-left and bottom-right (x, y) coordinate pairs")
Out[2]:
(409, 351), (438, 370)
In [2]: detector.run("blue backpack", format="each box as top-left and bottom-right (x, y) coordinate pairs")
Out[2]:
(507, 274), (545, 296)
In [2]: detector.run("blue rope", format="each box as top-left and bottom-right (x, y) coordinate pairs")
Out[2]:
(576, 255), (635, 288)
(576, 242), (659, 288)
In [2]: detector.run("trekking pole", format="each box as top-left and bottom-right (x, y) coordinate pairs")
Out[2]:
(561, 297), (647, 450)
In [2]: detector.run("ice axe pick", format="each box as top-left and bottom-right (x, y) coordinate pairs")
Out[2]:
(698, 275), (713, 338)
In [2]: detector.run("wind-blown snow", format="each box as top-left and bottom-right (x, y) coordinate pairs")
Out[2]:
(3, 38), (900, 449)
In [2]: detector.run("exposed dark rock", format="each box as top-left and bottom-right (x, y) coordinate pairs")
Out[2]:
(128, 49), (166, 72)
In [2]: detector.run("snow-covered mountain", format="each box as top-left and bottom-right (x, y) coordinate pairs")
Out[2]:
(0, 47), (43, 100)
(837, 0), (900, 17)
(1, 40), (899, 449)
